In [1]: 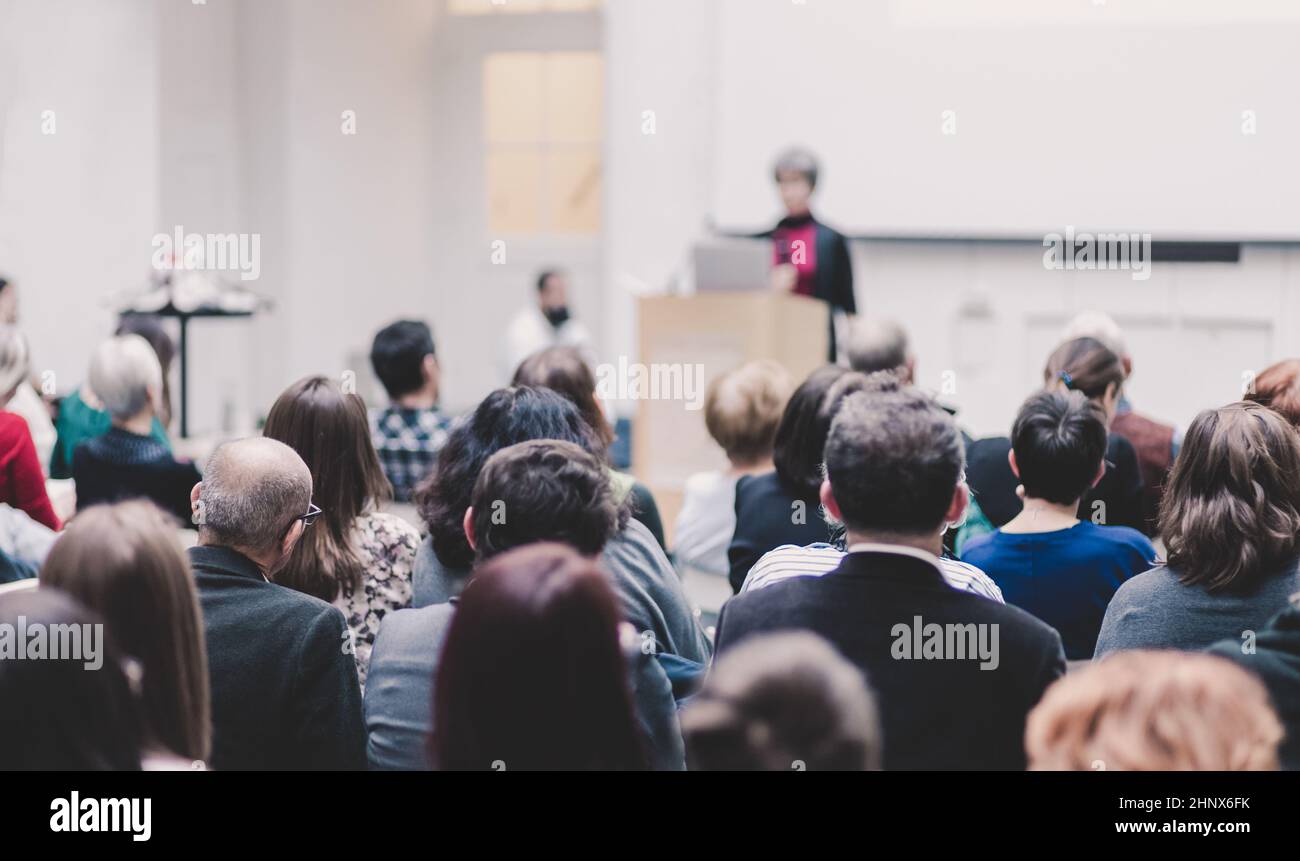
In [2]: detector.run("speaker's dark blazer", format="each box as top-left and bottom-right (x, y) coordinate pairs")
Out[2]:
(190, 545), (366, 771)
(714, 548), (1066, 770)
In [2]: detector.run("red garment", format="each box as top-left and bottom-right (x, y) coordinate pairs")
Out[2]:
(0, 411), (61, 531)
(771, 219), (819, 297)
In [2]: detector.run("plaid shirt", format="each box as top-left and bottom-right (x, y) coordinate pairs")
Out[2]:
(369, 406), (452, 503)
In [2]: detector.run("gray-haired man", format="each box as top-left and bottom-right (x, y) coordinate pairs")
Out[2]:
(189, 437), (365, 770)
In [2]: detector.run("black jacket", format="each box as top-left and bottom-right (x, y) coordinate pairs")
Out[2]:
(715, 549), (1066, 770)
(72, 428), (201, 523)
(727, 471), (834, 593)
(1208, 598), (1300, 770)
(190, 545), (366, 770)
(759, 214), (856, 315)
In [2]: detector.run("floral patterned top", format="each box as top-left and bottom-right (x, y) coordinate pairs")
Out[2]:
(336, 510), (420, 688)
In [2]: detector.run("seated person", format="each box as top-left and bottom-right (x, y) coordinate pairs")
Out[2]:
(1061, 311), (1180, 533)
(681, 631), (881, 771)
(962, 391), (1156, 659)
(512, 346), (665, 548)
(51, 314), (173, 479)
(1245, 357), (1300, 428)
(673, 360), (792, 578)
(368, 320), (452, 503)
(727, 365), (872, 592)
(72, 335), (200, 522)
(0, 589), (144, 770)
(411, 387), (709, 664)
(1096, 402), (1300, 656)
(366, 440), (682, 770)
(1209, 595), (1300, 770)
(0, 325), (60, 530)
(1026, 651), (1281, 771)
(964, 337), (1147, 535)
(189, 438), (365, 770)
(715, 387), (1066, 770)
(433, 542), (648, 771)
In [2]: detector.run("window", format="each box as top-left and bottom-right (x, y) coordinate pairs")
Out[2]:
(483, 51), (602, 235)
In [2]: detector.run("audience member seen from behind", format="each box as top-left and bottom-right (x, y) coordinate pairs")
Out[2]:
(411, 386), (709, 663)
(0, 325), (60, 530)
(682, 631), (880, 771)
(368, 320), (452, 503)
(715, 388), (1066, 770)
(71, 334), (200, 521)
(1095, 402), (1300, 657)
(1060, 311), (1179, 533)
(366, 440), (682, 770)
(0, 589), (143, 770)
(1026, 651), (1281, 771)
(961, 391), (1155, 659)
(1245, 358), (1300, 428)
(51, 315), (174, 479)
(188, 437), (365, 771)
(512, 345), (665, 549)
(264, 375), (420, 687)
(431, 542), (647, 771)
(845, 317), (914, 382)
(738, 373), (1002, 602)
(40, 500), (211, 766)
(726, 364), (873, 592)
(964, 337), (1146, 535)
(0, 277), (57, 472)
(673, 360), (793, 578)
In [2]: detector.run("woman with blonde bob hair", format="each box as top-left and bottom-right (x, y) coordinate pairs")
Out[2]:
(1095, 401), (1300, 655)
(40, 499), (211, 765)
(1026, 651), (1282, 771)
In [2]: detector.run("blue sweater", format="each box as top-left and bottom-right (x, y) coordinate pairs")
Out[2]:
(961, 521), (1157, 659)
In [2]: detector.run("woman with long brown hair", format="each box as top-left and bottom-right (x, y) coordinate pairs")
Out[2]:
(1095, 401), (1300, 656)
(39, 499), (210, 765)
(263, 375), (421, 686)
(430, 542), (647, 771)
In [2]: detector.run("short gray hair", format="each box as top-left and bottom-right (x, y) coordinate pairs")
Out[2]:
(824, 388), (964, 535)
(88, 334), (162, 420)
(0, 325), (30, 399)
(772, 147), (819, 188)
(198, 438), (312, 553)
(846, 317), (910, 375)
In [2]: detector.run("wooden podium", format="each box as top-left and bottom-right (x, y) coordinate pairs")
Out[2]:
(634, 291), (828, 544)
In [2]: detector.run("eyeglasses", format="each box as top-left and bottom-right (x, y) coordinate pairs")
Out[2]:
(295, 503), (322, 528)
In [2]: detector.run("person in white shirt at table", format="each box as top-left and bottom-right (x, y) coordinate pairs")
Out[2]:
(502, 269), (594, 381)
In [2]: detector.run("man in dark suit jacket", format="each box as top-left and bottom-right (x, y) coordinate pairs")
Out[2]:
(714, 386), (1066, 770)
(188, 437), (365, 770)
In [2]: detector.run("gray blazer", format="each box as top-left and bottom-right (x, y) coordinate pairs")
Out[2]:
(412, 518), (711, 664)
(363, 601), (685, 770)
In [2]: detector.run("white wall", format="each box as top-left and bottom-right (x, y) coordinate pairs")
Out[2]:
(0, 0), (159, 399)
(602, 0), (1300, 443)
(4, 0), (1298, 449)
(855, 240), (1300, 438)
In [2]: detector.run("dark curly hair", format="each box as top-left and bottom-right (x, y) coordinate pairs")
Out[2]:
(413, 387), (607, 570)
(470, 439), (627, 561)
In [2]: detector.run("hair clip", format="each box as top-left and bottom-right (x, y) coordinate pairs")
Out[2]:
(1058, 371), (1073, 387)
